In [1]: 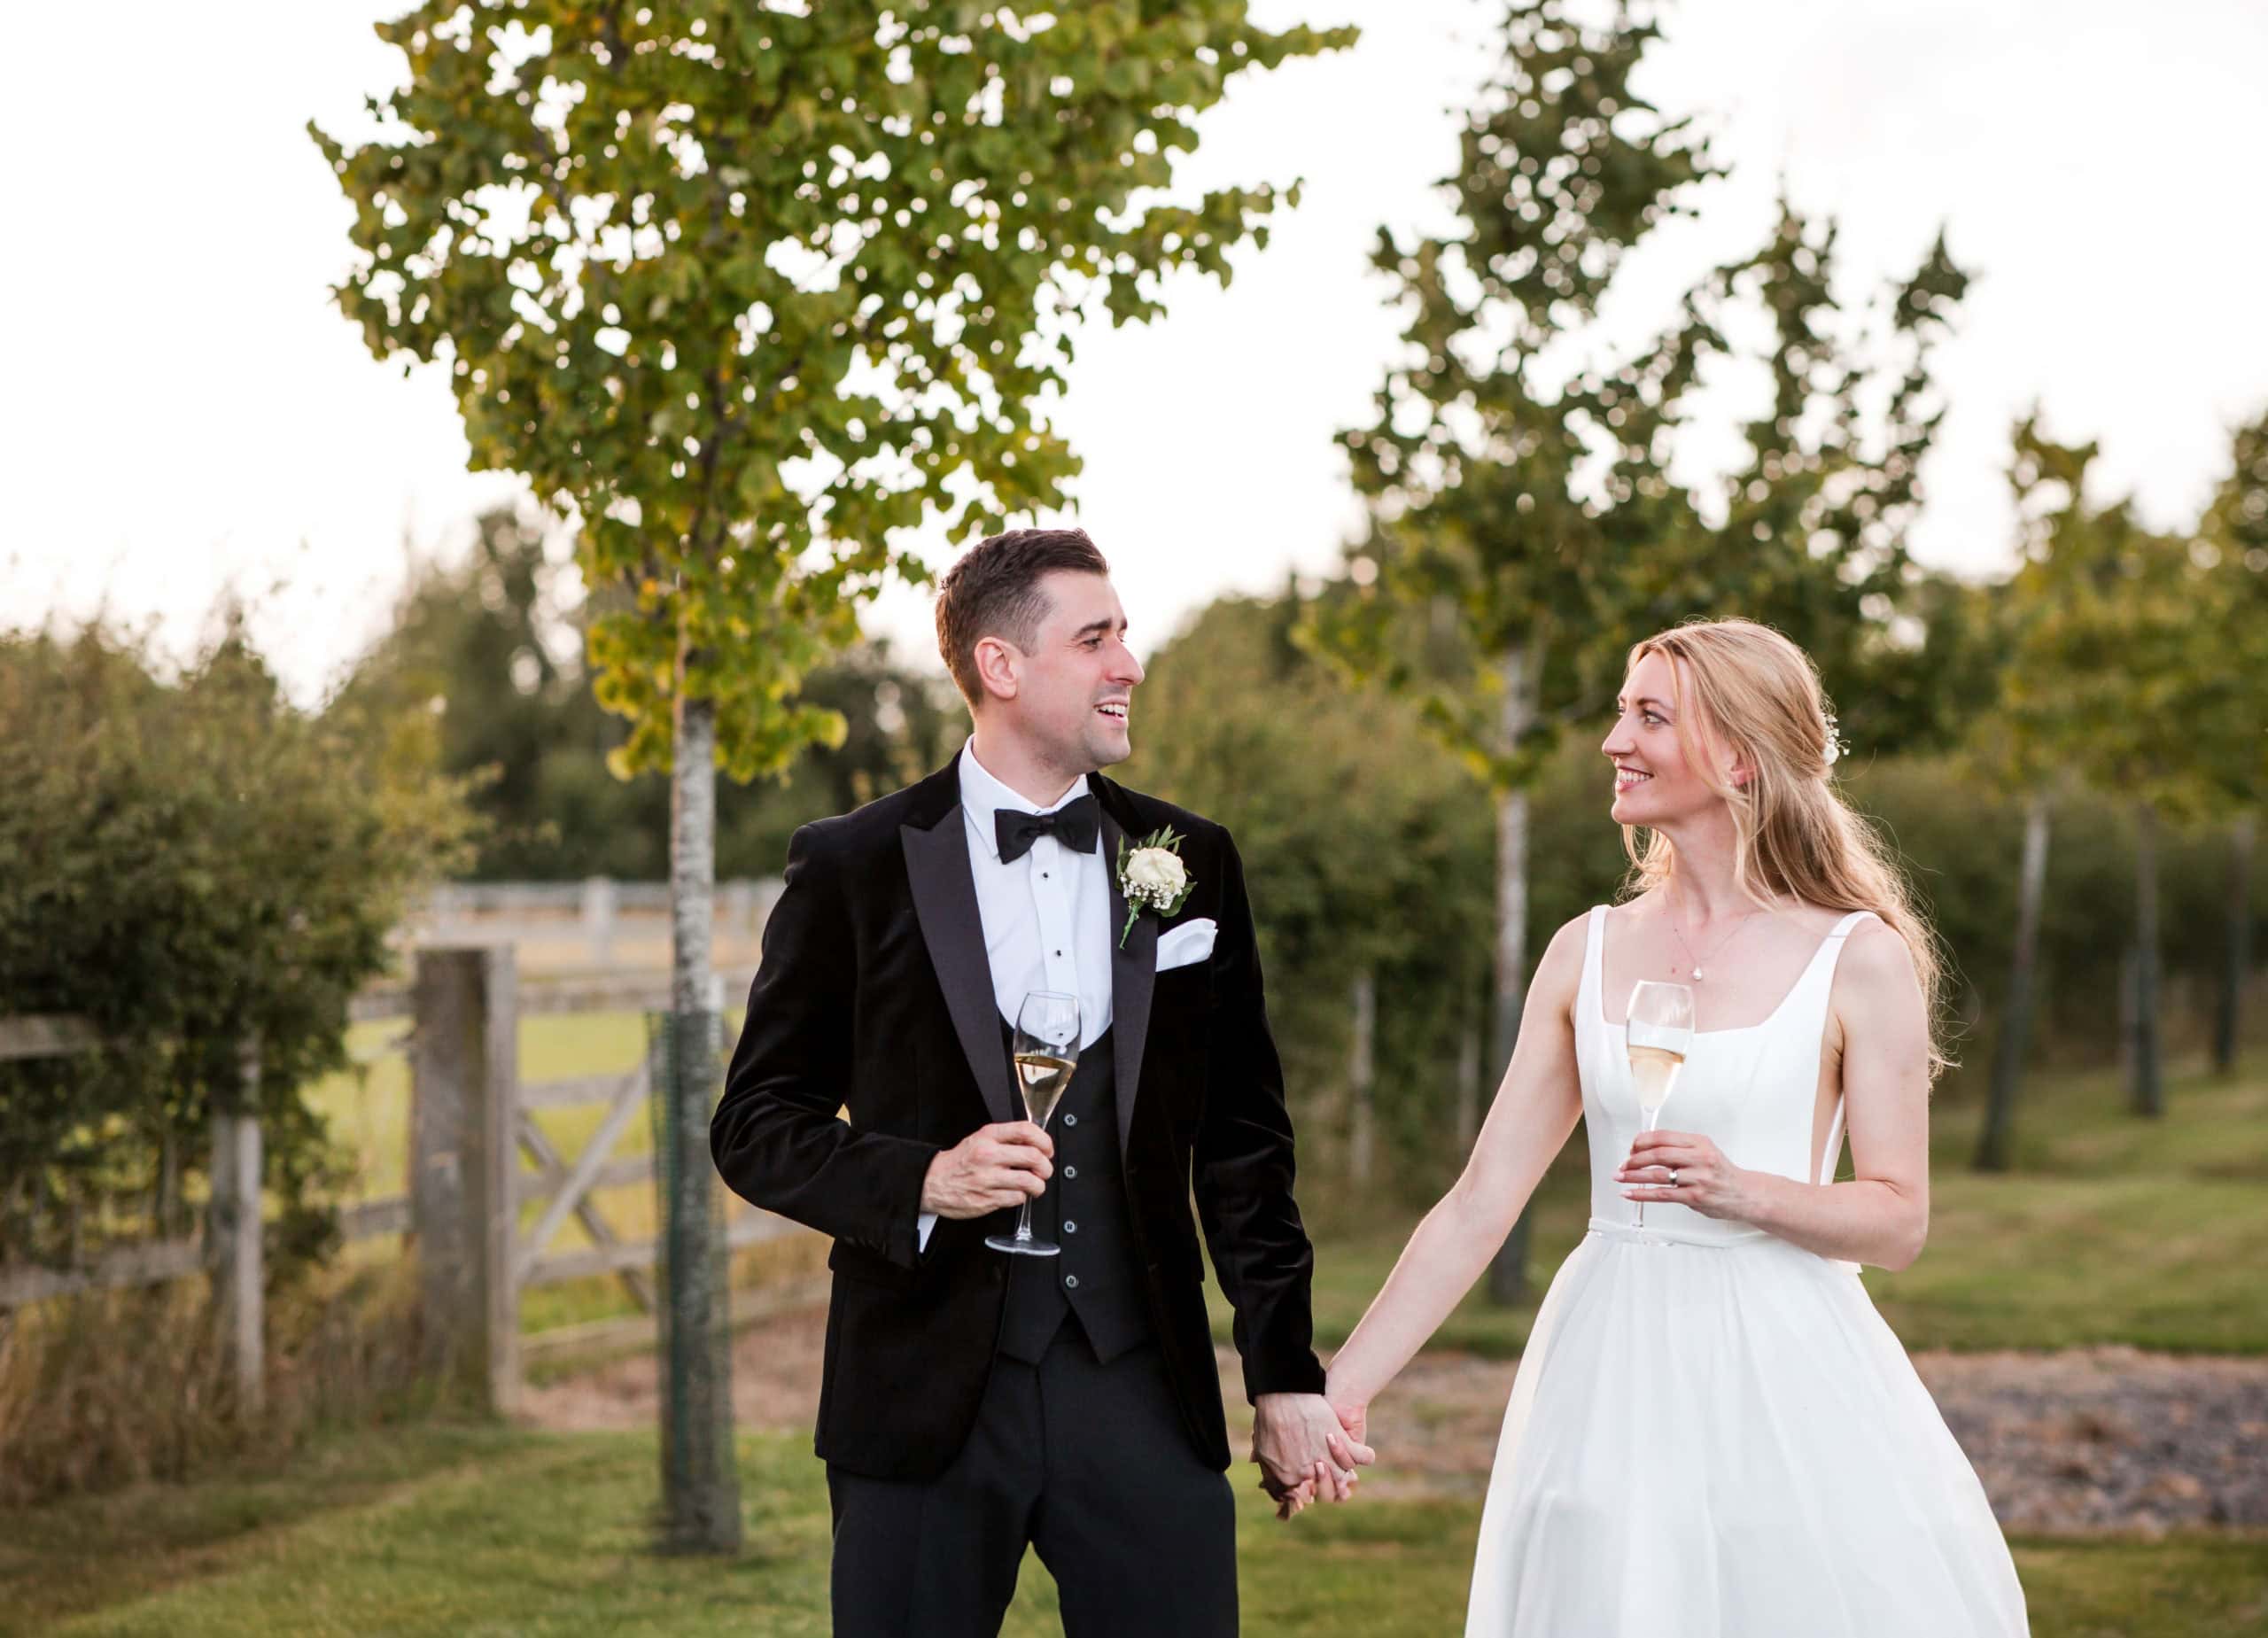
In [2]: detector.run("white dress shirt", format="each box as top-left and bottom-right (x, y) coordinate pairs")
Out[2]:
(918, 738), (1116, 1252)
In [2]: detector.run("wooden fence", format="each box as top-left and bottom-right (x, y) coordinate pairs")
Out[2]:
(0, 1017), (279, 1408)
(0, 945), (810, 1415)
(415, 877), (784, 968)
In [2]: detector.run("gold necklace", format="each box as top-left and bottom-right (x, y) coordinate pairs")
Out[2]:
(1666, 897), (1767, 984)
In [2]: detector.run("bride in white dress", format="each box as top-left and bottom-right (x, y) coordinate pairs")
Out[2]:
(1309, 619), (2029, 1635)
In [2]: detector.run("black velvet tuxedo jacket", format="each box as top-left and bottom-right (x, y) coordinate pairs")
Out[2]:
(711, 755), (1326, 1481)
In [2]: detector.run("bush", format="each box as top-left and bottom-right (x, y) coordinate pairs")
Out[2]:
(0, 618), (478, 1280)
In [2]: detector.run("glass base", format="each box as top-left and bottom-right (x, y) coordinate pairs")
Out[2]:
(986, 1235), (1061, 1257)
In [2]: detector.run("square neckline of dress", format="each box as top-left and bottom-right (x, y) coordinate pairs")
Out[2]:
(1592, 904), (1866, 1038)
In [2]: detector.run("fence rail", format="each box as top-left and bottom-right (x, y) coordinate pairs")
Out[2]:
(409, 876), (783, 968)
(0, 1013), (105, 1063)
(0, 939), (807, 1414)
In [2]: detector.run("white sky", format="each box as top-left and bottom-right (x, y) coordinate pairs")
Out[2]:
(4, 0), (2264, 705)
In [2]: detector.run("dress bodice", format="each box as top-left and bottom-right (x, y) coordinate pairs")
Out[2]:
(1574, 903), (1877, 1246)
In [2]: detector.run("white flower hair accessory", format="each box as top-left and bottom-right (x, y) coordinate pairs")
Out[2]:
(1821, 705), (1849, 767)
(1115, 826), (1195, 948)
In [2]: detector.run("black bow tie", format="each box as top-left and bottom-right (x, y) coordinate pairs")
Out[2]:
(995, 795), (1100, 863)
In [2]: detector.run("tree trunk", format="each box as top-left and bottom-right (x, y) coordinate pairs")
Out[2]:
(2130, 801), (2163, 1118)
(659, 687), (742, 1552)
(2215, 813), (2256, 1078)
(1348, 970), (1376, 1186)
(1456, 980), (1482, 1153)
(1976, 795), (2050, 1172)
(1486, 641), (1539, 1308)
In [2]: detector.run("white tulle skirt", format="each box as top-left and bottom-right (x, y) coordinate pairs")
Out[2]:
(1464, 1220), (2029, 1637)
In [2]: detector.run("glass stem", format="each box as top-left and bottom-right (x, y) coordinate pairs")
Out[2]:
(1634, 1110), (1660, 1230)
(1012, 1194), (1035, 1244)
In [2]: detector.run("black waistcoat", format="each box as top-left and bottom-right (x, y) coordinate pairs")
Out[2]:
(995, 1021), (1152, 1364)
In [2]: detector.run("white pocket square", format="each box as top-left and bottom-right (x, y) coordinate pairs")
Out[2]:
(1154, 917), (1217, 973)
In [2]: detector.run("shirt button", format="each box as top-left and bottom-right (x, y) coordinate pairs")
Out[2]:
(1065, 1220), (1078, 1234)
(1065, 1274), (1080, 1290)
(1063, 1113), (1078, 1128)
(1064, 1165), (1078, 1180)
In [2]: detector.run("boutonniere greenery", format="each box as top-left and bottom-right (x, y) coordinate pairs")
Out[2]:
(1115, 826), (1195, 949)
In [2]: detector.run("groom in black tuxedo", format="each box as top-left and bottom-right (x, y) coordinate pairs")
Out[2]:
(712, 529), (1363, 1635)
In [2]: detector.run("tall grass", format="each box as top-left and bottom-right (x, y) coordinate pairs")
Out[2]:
(0, 1259), (434, 1509)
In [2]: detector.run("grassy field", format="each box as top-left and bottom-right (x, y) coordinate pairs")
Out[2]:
(10, 1045), (2261, 1633)
(6, 1423), (2262, 1637)
(313, 1016), (2268, 1355)
(1214, 1052), (2268, 1359)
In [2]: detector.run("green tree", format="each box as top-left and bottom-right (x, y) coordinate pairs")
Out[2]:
(1301, 0), (1968, 1300)
(1986, 415), (2237, 1122)
(2197, 408), (2268, 1076)
(342, 503), (962, 884)
(1965, 422), (2093, 1170)
(313, 0), (1353, 1549)
(1122, 589), (1500, 1191)
(0, 620), (476, 1278)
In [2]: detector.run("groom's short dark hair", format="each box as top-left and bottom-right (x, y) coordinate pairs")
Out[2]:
(935, 528), (1112, 709)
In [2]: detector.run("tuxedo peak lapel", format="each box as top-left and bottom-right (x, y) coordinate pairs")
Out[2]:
(902, 795), (1018, 1130)
(1098, 799), (1158, 1157)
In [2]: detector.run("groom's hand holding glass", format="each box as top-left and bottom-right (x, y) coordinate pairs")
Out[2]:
(919, 1122), (1054, 1217)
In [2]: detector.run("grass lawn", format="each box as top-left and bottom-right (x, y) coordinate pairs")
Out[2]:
(1213, 1052), (2268, 1359)
(5, 1424), (2262, 1637)
(19, 1050), (2267, 1634)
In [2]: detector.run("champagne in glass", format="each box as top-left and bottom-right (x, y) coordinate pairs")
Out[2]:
(1014, 1046), (1076, 1129)
(988, 990), (1080, 1257)
(1626, 980), (1695, 1228)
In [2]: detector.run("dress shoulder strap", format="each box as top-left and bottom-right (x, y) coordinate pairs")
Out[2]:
(1828, 908), (1881, 940)
(1809, 909), (1883, 1188)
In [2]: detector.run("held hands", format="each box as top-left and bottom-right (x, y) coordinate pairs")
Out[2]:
(1618, 1130), (1754, 1221)
(1254, 1393), (1373, 1521)
(920, 1122), (1053, 1219)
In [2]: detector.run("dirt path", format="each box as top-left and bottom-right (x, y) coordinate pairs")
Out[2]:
(522, 1305), (2268, 1535)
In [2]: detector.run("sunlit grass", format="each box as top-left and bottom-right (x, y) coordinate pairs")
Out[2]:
(1223, 1051), (2268, 1358)
(7, 1424), (2260, 1637)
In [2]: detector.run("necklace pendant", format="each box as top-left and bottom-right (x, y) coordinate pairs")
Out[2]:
(1690, 967), (1705, 982)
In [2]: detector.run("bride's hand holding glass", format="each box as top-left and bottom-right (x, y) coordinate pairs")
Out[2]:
(1617, 1129), (1753, 1220)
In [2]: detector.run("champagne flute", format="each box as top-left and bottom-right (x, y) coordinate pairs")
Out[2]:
(987, 990), (1080, 1257)
(1626, 980), (1695, 1228)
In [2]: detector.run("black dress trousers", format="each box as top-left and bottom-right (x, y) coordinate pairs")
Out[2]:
(827, 1327), (1238, 1638)
(827, 1026), (1237, 1636)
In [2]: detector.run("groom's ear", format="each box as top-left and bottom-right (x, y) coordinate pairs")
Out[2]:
(973, 633), (1021, 703)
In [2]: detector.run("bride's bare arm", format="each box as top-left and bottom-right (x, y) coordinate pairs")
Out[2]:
(1620, 919), (1931, 1269)
(1322, 915), (1587, 1415)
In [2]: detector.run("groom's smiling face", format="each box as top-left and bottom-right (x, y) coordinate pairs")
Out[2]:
(987, 569), (1144, 773)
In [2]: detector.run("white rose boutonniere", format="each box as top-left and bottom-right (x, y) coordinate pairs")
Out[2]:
(1115, 826), (1196, 949)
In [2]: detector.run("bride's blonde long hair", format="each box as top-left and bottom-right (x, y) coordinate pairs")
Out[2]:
(1619, 618), (1953, 1083)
